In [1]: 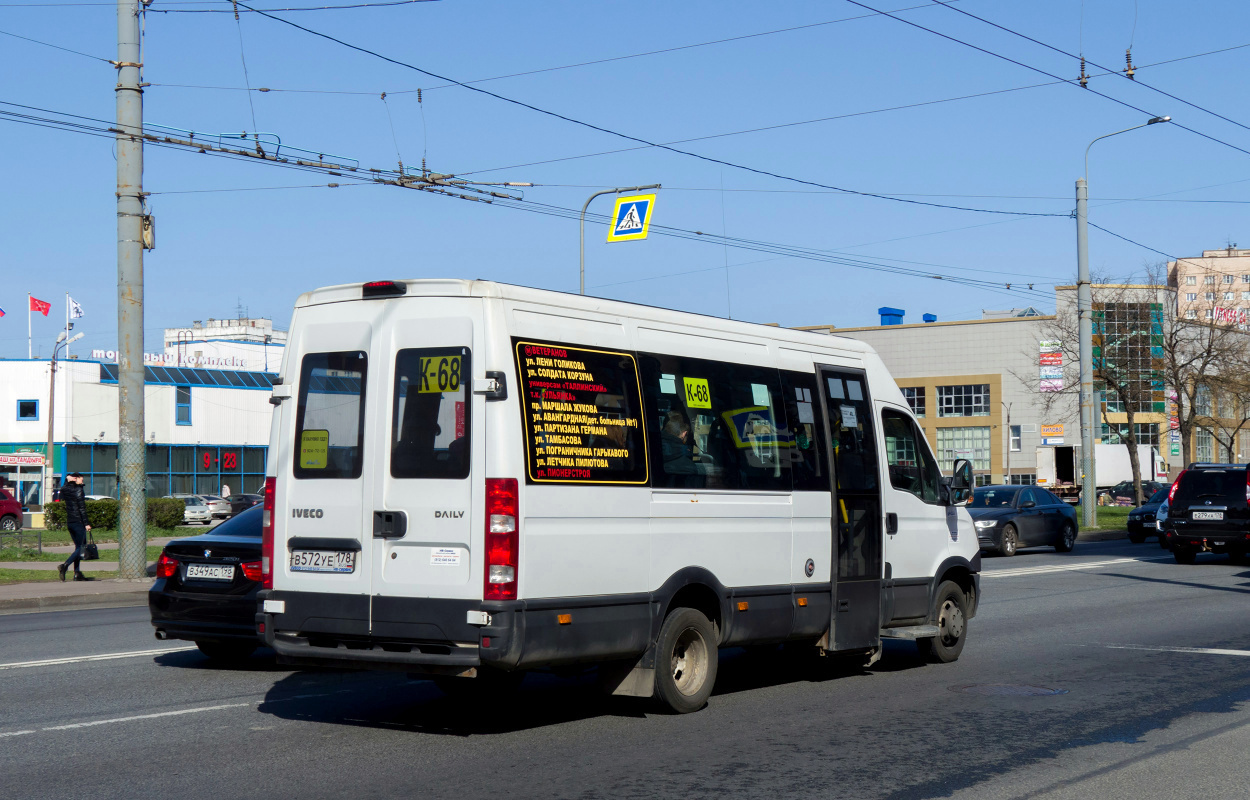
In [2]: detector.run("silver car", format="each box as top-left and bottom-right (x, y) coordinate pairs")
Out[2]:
(197, 495), (231, 519)
(168, 494), (213, 525)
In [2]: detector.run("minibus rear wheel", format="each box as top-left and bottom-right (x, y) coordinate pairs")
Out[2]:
(654, 607), (717, 714)
(916, 581), (967, 664)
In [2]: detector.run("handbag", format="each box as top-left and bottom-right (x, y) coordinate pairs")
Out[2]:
(82, 531), (100, 561)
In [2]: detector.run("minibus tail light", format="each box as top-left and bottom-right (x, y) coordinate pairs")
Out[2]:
(362, 280), (407, 298)
(1169, 471), (1185, 504)
(261, 477), (275, 589)
(485, 478), (518, 601)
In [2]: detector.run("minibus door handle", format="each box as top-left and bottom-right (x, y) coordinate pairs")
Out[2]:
(373, 510), (408, 539)
(886, 513), (898, 534)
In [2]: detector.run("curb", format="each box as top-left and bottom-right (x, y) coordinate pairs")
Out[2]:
(0, 589), (150, 616)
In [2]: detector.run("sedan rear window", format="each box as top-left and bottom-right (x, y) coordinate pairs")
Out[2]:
(211, 505), (263, 537)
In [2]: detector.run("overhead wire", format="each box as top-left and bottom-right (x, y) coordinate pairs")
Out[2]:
(0, 28), (114, 62)
(842, 0), (1250, 160)
(225, 2), (1065, 217)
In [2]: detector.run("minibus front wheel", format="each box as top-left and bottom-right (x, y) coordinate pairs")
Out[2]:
(654, 607), (718, 714)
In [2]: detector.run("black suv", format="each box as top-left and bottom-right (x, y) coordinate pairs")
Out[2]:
(1163, 463), (1250, 564)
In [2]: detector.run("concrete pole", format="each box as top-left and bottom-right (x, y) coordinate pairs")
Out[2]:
(116, 0), (147, 579)
(579, 183), (661, 295)
(1076, 178), (1097, 529)
(45, 349), (57, 507)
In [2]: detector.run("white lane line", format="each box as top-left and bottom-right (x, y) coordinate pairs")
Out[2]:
(983, 555), (1173, 578)
(0, 646), (195, 671)
(0, 730), (36, 738)
(1104, 644), (1250, 657)
(41, 702), (252, 732)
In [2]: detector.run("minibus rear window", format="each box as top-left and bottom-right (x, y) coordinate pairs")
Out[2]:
(293, 351), (368, 480)
(391, 347), (471, 480)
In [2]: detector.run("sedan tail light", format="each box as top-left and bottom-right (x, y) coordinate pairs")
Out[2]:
(156, 552), (178, 579)
(240, 560), (263, 582)
(261, 477), (275, 589)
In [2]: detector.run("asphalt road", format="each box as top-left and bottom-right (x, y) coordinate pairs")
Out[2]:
(3, 539), (1250, 800)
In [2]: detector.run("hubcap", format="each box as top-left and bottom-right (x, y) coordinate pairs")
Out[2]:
(670, 626), (709, 697)
(1064, 526), (1075, 546)
(0, 519), (14, 531)
(938, 599), (965, 646)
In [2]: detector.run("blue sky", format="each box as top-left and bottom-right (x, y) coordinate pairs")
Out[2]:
(2, 0), (1249, 359)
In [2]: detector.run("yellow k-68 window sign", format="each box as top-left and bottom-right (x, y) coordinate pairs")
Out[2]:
(683, 377), (712, 409)
(606, 194), (656, 242)
(418, 355), (462, 393)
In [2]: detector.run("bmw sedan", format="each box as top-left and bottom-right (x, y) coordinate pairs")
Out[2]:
(1126, 486), (1170, 543)
(969, 485), (1079, 556)
(149, 505), (264, 662)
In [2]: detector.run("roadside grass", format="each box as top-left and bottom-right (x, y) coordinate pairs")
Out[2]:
(1074, 505), (1132, 532)
(0, 568), (120, 585)
(20, 527), (205, 547)
(0, 545), (165, 563)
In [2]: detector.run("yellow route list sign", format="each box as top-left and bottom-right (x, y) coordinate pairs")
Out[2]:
(683, 377), (712, 409)
(299, 429), (329, 469)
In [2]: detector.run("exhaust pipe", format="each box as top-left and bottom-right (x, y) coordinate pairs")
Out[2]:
(154, 629), (167, 640)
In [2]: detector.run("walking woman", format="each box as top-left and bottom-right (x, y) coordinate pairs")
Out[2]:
(57, 473), (92, 581)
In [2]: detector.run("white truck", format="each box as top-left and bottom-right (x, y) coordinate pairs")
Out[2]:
(1035, 444), (1167, 503)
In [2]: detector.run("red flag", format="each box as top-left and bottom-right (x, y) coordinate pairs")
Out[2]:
(30, 296), (51, 316)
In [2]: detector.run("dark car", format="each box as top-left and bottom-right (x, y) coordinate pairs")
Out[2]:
(0, 486), (22, 531)
(149, 505), (264, 661)
(226, 493), (262, 516)
(1101, 480), (1165, 506)
(1162, 463), (1250, 564)
(1126, 487), (1170, 543)
(969, 485), (1079, 556)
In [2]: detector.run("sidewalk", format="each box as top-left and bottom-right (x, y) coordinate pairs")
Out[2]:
(0, 561), (157, 570)
(0, 578), (152, 615)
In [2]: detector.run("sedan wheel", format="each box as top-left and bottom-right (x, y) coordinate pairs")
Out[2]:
(999, 524), (1018, 557)
(1055, 522), (1077, 553)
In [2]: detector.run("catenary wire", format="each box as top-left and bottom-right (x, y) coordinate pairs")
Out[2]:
(232, 1), (1065, 218)
(843, 0), (1250, 160)
(0, 28), (114, 62)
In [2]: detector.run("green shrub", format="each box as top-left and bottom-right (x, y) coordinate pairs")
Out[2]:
(44, 501), (66, 530)
(87, 499), (119, 530)
(148, 498), (186, 530)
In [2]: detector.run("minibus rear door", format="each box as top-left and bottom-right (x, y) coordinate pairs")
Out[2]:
(369, 304), (484, 635)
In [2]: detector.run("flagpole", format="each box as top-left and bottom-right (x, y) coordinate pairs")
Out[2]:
(27, 293), (32, 359)
(65, 293), (70, 360)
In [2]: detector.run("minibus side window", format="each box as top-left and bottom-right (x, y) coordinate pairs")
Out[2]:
(639, 354), (790, 492)
(882, 409), (941, 504)
(390, 347), (471, 480)
(780, 371), (828, 491)
(293, 351), (367, 480)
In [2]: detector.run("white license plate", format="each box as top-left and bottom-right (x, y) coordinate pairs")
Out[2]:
(1192, 511), (1224, 521)
(290, 550), (356, 573)
(185, 564), (234, 581)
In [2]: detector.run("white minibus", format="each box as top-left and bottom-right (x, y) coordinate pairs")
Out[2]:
(256, 280), (980, 713)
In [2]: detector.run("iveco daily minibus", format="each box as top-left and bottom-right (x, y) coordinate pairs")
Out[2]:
(256, 280), (980, 713)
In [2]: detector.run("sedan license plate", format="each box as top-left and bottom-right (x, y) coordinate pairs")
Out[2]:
(290, 550), (356, 574)
(185, 564), (234, 581)
(1192, 511), (1224, 521)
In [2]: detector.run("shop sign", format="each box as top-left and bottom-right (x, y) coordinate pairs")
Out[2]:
(91, 349), (249, 369)
(0, 453), (44, 467)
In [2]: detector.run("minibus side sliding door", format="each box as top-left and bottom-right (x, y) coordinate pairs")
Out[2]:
(817, 366), (883, 652)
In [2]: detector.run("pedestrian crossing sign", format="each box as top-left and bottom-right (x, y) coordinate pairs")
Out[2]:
(606, 194), (656, 242)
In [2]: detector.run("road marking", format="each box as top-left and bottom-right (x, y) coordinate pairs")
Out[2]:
(1103, 644), (1250, 657)
(0, 730), (35, 738)
(41, 702), (252, 732)
(983, 555), (1173, 578)
(0, 645), (195, 671)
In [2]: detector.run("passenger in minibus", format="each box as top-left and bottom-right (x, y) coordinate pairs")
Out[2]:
(660, 410), (706, 487)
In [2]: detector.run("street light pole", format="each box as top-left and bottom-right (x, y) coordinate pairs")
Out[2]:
(580, 183), (661, 294)
(1076, 115), (1170, 528)
(44, 332), (84, 506)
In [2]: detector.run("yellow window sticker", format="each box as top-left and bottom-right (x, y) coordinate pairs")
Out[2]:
(683, 377), (712, 409)
(299, 430), (329, 469)
(418, 355), (462, 394)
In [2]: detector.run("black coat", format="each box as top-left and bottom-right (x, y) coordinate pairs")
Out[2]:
(62, 482), (87, 525)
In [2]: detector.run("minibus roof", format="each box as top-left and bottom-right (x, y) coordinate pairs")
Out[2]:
(294, 279), (876, 355)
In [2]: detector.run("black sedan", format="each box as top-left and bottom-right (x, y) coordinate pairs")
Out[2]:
(226, 493), (262, 516)
(969, 485), (1079, 556)
(149, 505), (264, 662)
(1126, 487), (1170, 543)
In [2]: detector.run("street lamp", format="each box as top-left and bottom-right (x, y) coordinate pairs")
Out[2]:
(1075, 115), (1170, 529)
(580, 183), (661, 295)
(44, 330), (84, 506)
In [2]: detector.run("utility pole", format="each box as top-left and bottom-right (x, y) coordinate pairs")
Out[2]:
(1075, 177), (1096, 529)
(579, 184), (660, 295)
(1002, 401), (1012, 484)
(116, 0), (147, 580)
